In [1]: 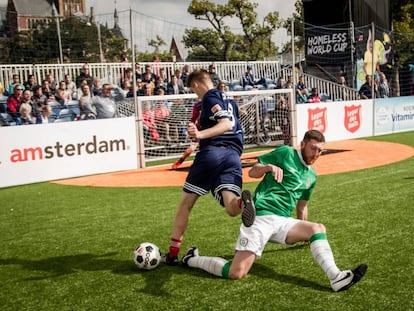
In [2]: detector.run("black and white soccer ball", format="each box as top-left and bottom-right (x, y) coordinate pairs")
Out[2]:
(133, 242), (162, 270)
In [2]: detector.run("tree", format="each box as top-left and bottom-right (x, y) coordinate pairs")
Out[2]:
(8, 16), (126, 63)
(280, 0), (304, 55)
(148, 35), (167, 54)
(184, 0), (281, 61)
(391, 1), (414, 66)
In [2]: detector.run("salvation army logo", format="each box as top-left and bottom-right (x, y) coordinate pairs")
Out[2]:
(344, 105), (361, 133)
(307, 107), (327, 133)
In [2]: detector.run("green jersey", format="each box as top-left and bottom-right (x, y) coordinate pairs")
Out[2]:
(254, 145), (317, 217)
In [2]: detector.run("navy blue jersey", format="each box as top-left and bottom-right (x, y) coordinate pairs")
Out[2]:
(199, 89), (243, 155)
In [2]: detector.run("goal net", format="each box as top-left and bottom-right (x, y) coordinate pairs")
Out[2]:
(116, 88), (294, 166)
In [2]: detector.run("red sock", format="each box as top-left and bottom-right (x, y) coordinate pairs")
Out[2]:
(238, 197), (242, 209)
(168, 238), (182, 258)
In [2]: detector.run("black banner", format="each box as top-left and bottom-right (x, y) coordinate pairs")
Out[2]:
(305, 26), (351, 64)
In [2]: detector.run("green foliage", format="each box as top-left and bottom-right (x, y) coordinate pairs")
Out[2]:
(281, 0), (304, 54)
(184, 0), (280, 61)
(8, 16), (126, 64)
(392, 2), (414, 65)
(0, 131), (413, 310)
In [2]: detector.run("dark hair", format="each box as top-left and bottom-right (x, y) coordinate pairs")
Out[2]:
(303, 130), (325, 143)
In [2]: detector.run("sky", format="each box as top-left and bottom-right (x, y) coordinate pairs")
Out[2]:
(86, 0), (297, 51)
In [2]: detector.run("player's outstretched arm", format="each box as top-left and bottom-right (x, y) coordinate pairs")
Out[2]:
(248, 163), (283, 182)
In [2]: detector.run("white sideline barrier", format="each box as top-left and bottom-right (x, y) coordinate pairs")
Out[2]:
(295, 99), (374, 143)
(0, 117), (137, 188)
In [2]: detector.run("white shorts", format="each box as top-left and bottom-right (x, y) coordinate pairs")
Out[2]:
(235, 215), (300, 258)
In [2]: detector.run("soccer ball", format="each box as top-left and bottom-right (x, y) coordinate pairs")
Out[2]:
(133, 242), (162, 270)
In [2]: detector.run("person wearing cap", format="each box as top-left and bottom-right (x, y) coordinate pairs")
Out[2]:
(242, 65), (256, 90)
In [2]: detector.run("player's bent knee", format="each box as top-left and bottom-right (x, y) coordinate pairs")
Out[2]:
(229, 269), (248, 280)
(312, 222), (326, 233)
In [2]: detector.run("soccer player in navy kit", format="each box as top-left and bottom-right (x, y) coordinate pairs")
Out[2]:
(181, 130), (368, 292)
(164, 68), (255, 265)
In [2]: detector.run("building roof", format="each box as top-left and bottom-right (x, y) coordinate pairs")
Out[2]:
(10, 0), (53, 17)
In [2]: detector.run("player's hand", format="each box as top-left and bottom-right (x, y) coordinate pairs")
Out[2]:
(268, 165), (283, 183)
(187, 122), (199, 139)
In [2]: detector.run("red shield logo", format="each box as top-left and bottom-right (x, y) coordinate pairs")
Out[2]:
(307, 107), (327, 133)
(344, 105), (361, 133)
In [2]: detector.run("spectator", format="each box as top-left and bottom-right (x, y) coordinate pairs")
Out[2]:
(58, 81), (72, 102)
(378, 72), (390, 98)
(359, 75), (375, 99)
(91, 84), (123, 119)
(46, 73), (57, 94)
(7, 84), (23, 121)
(120, 67), (134, 90)
(174, 68), (186, 91)
(259, 99), (271, 144)
(241, 65), (256, 90)
(296, 88), (309, 104)
(141, 82), (155, 96)
(8, 74), (24, 95)
(296, 75), (307, 92)
(20, 89), (35, 118)
(284, 75), (294, 88)
(142, 101), (159, 143)
(276, 76), (286, 89)
(135, 63), (143, 81)
(169, 98), (188, 143)
(76, 79), (90, 100)
(36, 105), (52, 124)
(142, 64), (157, 83)
(31, 85), (48, 117)
(41, 79), (53, 99)
(92, 77), (102, 96)
(155, 67), (169, 91)
(79, 84), (95, 120)
(64, 74), (76, 98)
(217, 81), (228, 92)
(167, 75), (186, 95)
(308, 87), (321, 103)
(208, 64), (220, 87)
(338, 75), (349, 101)
(171, 99), (202, 169)
(296, 76), (309, 103)
(18, 103), (34, 125)
(23, 74), (38, 92)
(181, 64), (191, 85)
(55, 88), (68, 106)
(154, 88), (171, 142)
(75, 63), (94, 89)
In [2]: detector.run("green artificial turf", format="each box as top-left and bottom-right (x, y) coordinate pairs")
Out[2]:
(0, 131), (413, 310)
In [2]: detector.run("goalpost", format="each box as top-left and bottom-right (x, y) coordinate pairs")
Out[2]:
(117, 88), (295, 168)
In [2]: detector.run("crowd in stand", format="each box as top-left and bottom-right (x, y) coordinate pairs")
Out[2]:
(0, 60), (393, 128)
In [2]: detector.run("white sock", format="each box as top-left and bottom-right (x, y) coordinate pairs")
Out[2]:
(187, 255), (228, 277)
(310, 233), (341, 281)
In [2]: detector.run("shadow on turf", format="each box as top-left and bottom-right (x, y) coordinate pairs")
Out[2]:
(0, 245), (330, 293)
(0, 252), (178, 297)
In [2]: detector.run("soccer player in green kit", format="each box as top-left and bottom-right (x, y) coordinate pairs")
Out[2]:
(182, 129), (368, 292)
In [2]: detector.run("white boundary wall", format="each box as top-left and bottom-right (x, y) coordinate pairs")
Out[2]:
(1, 96), (414, 188)
(0, 117), (137, 188)
(295, 99), (374, 144)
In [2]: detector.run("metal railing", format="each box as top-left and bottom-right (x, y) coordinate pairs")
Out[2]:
(0, 61), (358, 101)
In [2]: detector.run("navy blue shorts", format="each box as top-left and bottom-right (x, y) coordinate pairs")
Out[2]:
(184, 145), (242, 206)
